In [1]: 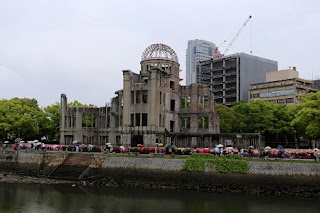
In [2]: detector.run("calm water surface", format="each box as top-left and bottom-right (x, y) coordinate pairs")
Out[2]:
(0, 183), (319, 213)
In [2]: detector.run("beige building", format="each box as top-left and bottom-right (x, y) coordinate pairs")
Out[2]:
(60, 44), (220, 147)
(249, 68), (318, 104)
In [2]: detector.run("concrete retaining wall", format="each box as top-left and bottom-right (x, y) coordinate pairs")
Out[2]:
(248, 161), (320, 176)
(1, 153), (320, 177)
(89, 155), (320, 176)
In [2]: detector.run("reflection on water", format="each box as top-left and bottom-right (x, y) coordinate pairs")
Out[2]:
(0, 182), (319, 213)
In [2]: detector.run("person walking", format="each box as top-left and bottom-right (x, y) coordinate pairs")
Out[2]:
(41, 143), (46, 153)
(214, 146), (220, 156)
(219, 147), (224, 157)
(75, 144), (79, 153)
(314, 148), (319, 162)
(240, 147), (244, 157)
(248, 146), (253, 158)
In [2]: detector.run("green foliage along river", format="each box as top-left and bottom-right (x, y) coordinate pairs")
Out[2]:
(0, 183), (319, 213)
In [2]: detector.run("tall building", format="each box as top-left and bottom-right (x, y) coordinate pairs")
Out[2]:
(198, 53), (278, 106)
(60, 44), (220, 148)
(249, 68), (319, 104)
(186, 39), (217, 85)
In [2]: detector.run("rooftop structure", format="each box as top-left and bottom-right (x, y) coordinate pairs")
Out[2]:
(249, 68), (318, 104)
(266, 67), (299, 82)
(198, 53), (278, 106)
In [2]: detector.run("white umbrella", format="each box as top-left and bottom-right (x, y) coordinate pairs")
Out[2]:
(248, 146), (254, 148)
(265, 146), (271, 150)
(72, 140), (79, 144)
(106, 142), (111, 145)
(4, 141), (9, 144)
(217, 144), (224, 148)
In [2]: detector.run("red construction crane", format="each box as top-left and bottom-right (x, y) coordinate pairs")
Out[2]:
(214, 15), (252, 58)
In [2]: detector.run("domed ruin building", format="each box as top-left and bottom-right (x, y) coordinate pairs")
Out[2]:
(60, 44), (220, 147)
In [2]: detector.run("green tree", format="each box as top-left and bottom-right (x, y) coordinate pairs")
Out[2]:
(68, 100), (97, 128)
(0, 98), (42, 141)
(291, 92), (320, 141)
(215, 104), (237, 133)
(232, 101), (294, 133)
(39, 102), (61, 142)
(232, 101), (275, 133)
(68, 100), (96, 107)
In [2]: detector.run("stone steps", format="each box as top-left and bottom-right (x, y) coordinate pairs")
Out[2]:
(48, 153), (94, 180)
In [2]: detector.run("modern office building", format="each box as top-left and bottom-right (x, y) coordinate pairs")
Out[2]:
(60, 44), (220, 148)
(198, 53), (278, 106)
(186, 39), (218, 85)
(249, 68), (318, 104)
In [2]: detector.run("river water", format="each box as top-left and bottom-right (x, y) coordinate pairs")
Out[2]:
(0, 183), (319, 213)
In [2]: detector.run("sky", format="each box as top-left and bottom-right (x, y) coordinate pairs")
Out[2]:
(1, 0), (320, 107)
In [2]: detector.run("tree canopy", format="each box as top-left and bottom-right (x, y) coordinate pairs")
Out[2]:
(0, 98), (42, 140)
(0, 98), (91, 142)
(291, 92), (320, 140)
(215, 104), (237, 133)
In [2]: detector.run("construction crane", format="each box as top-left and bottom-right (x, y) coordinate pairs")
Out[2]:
(214, 15), (252, 58)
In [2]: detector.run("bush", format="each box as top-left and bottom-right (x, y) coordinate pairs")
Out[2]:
(183, 153), (248, 174)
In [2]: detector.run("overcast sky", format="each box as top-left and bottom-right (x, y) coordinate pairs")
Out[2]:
(1, 0), (320, 107)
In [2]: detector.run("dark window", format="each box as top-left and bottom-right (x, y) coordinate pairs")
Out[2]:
(135, 113), (140, 126)
(142, 90), (148, 103)
(116, 136), (121, 146)
(160, 92), (162, 104)
(286, 98), (294, 103)
(253, 93), (260, 98)
(68, 116), (72, 128)
(170, 99), (175, 111)
(136, 91), (141, 103)
(131, 91), (134, 104)
(131, 114), (134, 126)
(170, 81), (175, 90)
(198, 96), (209, 108)
(142, 113), (147, 126)
(115, 116), (119, 128)
(198, 117), (208, 129)
(170, 120), (175, 132)
(181, 117), (190, 129)
(107, 115), (110, 127)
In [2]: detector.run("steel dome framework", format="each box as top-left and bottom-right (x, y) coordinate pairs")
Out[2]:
(141, 43), (179, 63)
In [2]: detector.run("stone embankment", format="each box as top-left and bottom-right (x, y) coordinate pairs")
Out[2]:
(1, 151), (320, 197)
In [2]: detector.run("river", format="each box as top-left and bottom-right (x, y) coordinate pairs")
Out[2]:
(0, 183), (319, 213)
